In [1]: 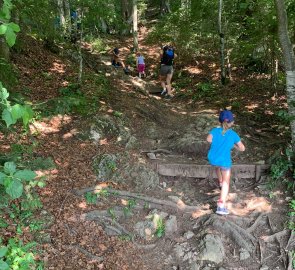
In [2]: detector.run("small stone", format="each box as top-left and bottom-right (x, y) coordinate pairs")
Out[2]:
(260, 266), (269, 270)
(184, 231), (195, 240)
(239, 248), (250, 260)
(162, 181), (167, 188)
(147, 152), (157, 159)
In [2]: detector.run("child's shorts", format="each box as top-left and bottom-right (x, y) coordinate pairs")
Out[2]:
(215, 166), (231, 171)
(137, 64), (145, 73)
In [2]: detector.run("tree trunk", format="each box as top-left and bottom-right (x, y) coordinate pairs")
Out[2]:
(63, 0), (71, 35)
(0, 0), (10, 61)
(57, 0), (65, 28)
(274, 0), (295, 148)
(78, 10), (83, 84)
(218, 0), (226, 85)
(160, 0), (171, 15)
(133, 0), (138, 51)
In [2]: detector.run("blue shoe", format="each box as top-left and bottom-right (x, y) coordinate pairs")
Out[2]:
(216, 206), (229, 215)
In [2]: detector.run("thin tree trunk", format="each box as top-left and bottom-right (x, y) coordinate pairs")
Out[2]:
(274, 0), (295, 148)
(57, 0), (65, 28)
(218, 0), (226, 85)
(133, 0), (138, 51)
(78, 11), (83, 84)
(0, 0), (10, 61)
(63, 0), (71, 36)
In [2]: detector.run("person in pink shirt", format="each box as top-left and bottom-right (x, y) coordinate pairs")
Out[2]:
(136, 52), (145, 78)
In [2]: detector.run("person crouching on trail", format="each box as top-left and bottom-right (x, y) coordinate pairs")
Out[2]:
(206, 109), (245, 215)
(159, 45), (175, 99)
(136, 51), (145, 78)
(111, 48), (129, 74)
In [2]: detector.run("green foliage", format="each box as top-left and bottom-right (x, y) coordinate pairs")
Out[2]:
(0, 161), (37, 200)
(0, 238), (39, 270)
(276, 110), (295, 124)
(269, 147), (295, 190)
(155, 217), (165, 238)
(84, 189), (110, 205)
(123, 199), (136, 217)
(84, 191), (98, 204)
(288, 199), (295, 230)
(0, 59), (17, 90)
(0, 83), (34, 128)
(85, 36), (109, 53)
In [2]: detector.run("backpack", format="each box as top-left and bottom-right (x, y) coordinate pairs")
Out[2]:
(161, 47), (174, 65)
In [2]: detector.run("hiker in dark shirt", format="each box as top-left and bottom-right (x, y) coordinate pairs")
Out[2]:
(111, 48), (129, 74)
(159, 45), (175, 99)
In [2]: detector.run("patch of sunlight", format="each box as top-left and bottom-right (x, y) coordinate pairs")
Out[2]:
(30, 115), (72, 135)
(192, 209), (212, 219)
(121, 199), (128, 206)
(245, 103), (259, 111)
(50, 60), (66, 74)
(172, 108), (187, 115)
(63, 128), (78, 139)
(185, 66), (202, 75)
(99, 138), (109, 145)
(264, 110), (274, 115)
(78, 201), (87, 209)
(61, 81), (69, 87)
(166, 188), (172, 192)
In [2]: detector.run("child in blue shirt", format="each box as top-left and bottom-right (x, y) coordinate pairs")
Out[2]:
(207, 110), (245, 215)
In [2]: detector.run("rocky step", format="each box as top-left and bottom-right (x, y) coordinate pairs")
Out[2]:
(154, 163), (269, 180)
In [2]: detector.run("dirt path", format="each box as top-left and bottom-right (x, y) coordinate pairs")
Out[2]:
(7, 32), (293, 270)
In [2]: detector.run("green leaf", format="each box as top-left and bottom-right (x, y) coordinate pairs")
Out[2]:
(8, 22), (20, 32)
(22, 105), (34, 126)
(0, 247), (8, 258)
(0, 24), (7, 35)
(0, 259), (9, 270)
(14, 170), (37, 181)
(4, 162), (16, 174)
(5, 27), (16, 47)
(0, 172), (6, 185)
(6, 179), (23, 199)
(2, 108), (15, 127)
(11, 104), (24, 120)
(0, 87), (9, 100)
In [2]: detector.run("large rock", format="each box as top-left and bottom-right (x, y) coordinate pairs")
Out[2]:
(196, 234), (225, 264)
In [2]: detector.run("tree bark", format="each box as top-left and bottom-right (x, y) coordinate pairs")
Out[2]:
(274, 0), (295, 148)
(133, 0), (138, 51)
(160, 0), (171, 15)
(218, 0), (226, 85)
(57, 0), (65, 27)
(0, 0), (10, 61)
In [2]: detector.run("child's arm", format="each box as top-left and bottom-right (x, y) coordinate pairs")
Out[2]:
(234, 141), (245, 151)
(206, 134), (213, 143)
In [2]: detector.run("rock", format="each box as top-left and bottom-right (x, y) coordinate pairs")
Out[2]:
(239, 248), (250, 260)
(147, 152), (157, 159)
(125, 135), (138, 150)
(148, 209), (169, 220)
(184, 231), (195, 240)
(134, 221), (156, 241)
(260, 266), (269, 270)
(190, 262), (201, 270)
(196, 234), (225, 264)
(165, 215), (178, 236)
(174, 244), (185, 258)
(92, 154), (117, 181)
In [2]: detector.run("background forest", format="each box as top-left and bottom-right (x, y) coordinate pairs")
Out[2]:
(0, 0), (295, 269)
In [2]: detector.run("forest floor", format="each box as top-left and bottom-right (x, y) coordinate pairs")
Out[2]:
(1, 26), (294, 270)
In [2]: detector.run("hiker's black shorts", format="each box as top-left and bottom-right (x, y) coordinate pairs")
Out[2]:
(160, 64), (173, 76)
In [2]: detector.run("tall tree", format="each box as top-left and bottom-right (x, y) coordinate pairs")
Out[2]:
(274, 0), (295, 148)
(133, 0), (138, 51)
(218, 0), (226, 85)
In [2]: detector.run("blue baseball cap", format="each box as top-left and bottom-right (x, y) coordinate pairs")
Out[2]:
(219, 110), (234, 123)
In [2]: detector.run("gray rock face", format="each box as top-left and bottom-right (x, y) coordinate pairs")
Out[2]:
(196, 234), (225, 264)
(134, 220), (156, 241)
(165, 215), (178, 236)
(92, 154), (117, 181)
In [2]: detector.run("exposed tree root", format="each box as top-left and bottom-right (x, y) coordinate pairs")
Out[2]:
(204, 215), (256, 253)
(70, 245), (103, 262)
(246, 213), (265, 233)
(75, 187), (200, 213)
(263, 229), (290, 243)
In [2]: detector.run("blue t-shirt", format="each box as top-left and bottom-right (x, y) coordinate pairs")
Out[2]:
(207, 127), (241, 168)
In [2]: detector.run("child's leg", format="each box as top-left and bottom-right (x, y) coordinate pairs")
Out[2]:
(215, 167), (223, 188)
(217, 168), (231, 208)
